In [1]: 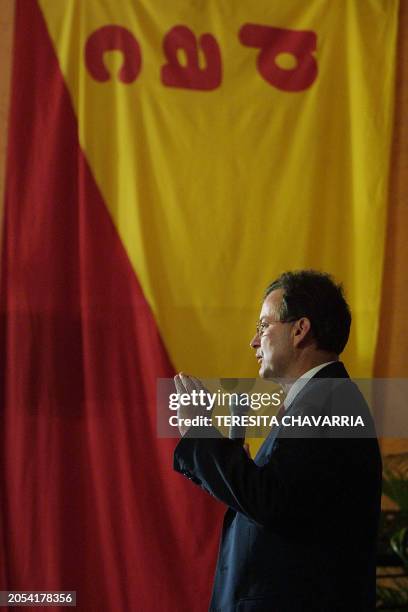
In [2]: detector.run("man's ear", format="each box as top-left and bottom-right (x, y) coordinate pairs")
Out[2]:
(292, 317), (312, 347)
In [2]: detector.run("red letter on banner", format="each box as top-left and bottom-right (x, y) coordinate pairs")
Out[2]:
(239, 24), (317, 92)
(161, 26), (222, 90)
(85, 26), (141, 83)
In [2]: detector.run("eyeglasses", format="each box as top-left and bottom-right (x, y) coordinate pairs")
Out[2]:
(256, 318), (297, 336)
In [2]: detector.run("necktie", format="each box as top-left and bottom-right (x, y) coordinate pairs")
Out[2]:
(276, 402), (286, 423)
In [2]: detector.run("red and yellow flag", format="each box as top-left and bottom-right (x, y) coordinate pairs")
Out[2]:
(39, 0), (398, 378)
(0, 1), (398, 610)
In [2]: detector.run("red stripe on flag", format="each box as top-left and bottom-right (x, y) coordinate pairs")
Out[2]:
(0, 1), (223, 610)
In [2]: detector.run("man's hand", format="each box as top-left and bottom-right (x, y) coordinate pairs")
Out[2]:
(173, 373), (213, 436)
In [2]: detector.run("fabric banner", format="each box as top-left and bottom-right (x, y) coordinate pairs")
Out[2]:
(38, 0), (397, 379)
(0, 1), (398, 611)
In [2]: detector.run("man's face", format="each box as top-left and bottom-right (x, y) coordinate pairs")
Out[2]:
(250, 289), (295, 379)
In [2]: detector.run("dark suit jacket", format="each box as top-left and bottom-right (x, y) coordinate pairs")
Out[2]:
(173, 362), (382, 611)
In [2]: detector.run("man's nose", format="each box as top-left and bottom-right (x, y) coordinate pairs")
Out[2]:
(250, 333), (260, 349)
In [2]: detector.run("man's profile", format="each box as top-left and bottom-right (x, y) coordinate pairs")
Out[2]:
(173, 270), (382, 612)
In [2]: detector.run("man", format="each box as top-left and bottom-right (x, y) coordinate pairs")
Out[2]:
(173, 270), (382, 611)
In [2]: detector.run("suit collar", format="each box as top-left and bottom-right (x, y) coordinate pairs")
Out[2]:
(254, 361), (350, 466)
(311, 360), (349, 379)
(285, 360), (349, 417)
(284, 361), (336, 409)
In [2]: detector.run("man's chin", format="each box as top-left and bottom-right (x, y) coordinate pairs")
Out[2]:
(259, 365), (273, 380)
(259, 364), (280, 383)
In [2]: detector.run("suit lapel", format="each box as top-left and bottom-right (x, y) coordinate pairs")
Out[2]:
(253, 361), (349, 465)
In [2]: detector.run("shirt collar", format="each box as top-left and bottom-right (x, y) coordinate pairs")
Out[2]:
(283, 361), (337, 410)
